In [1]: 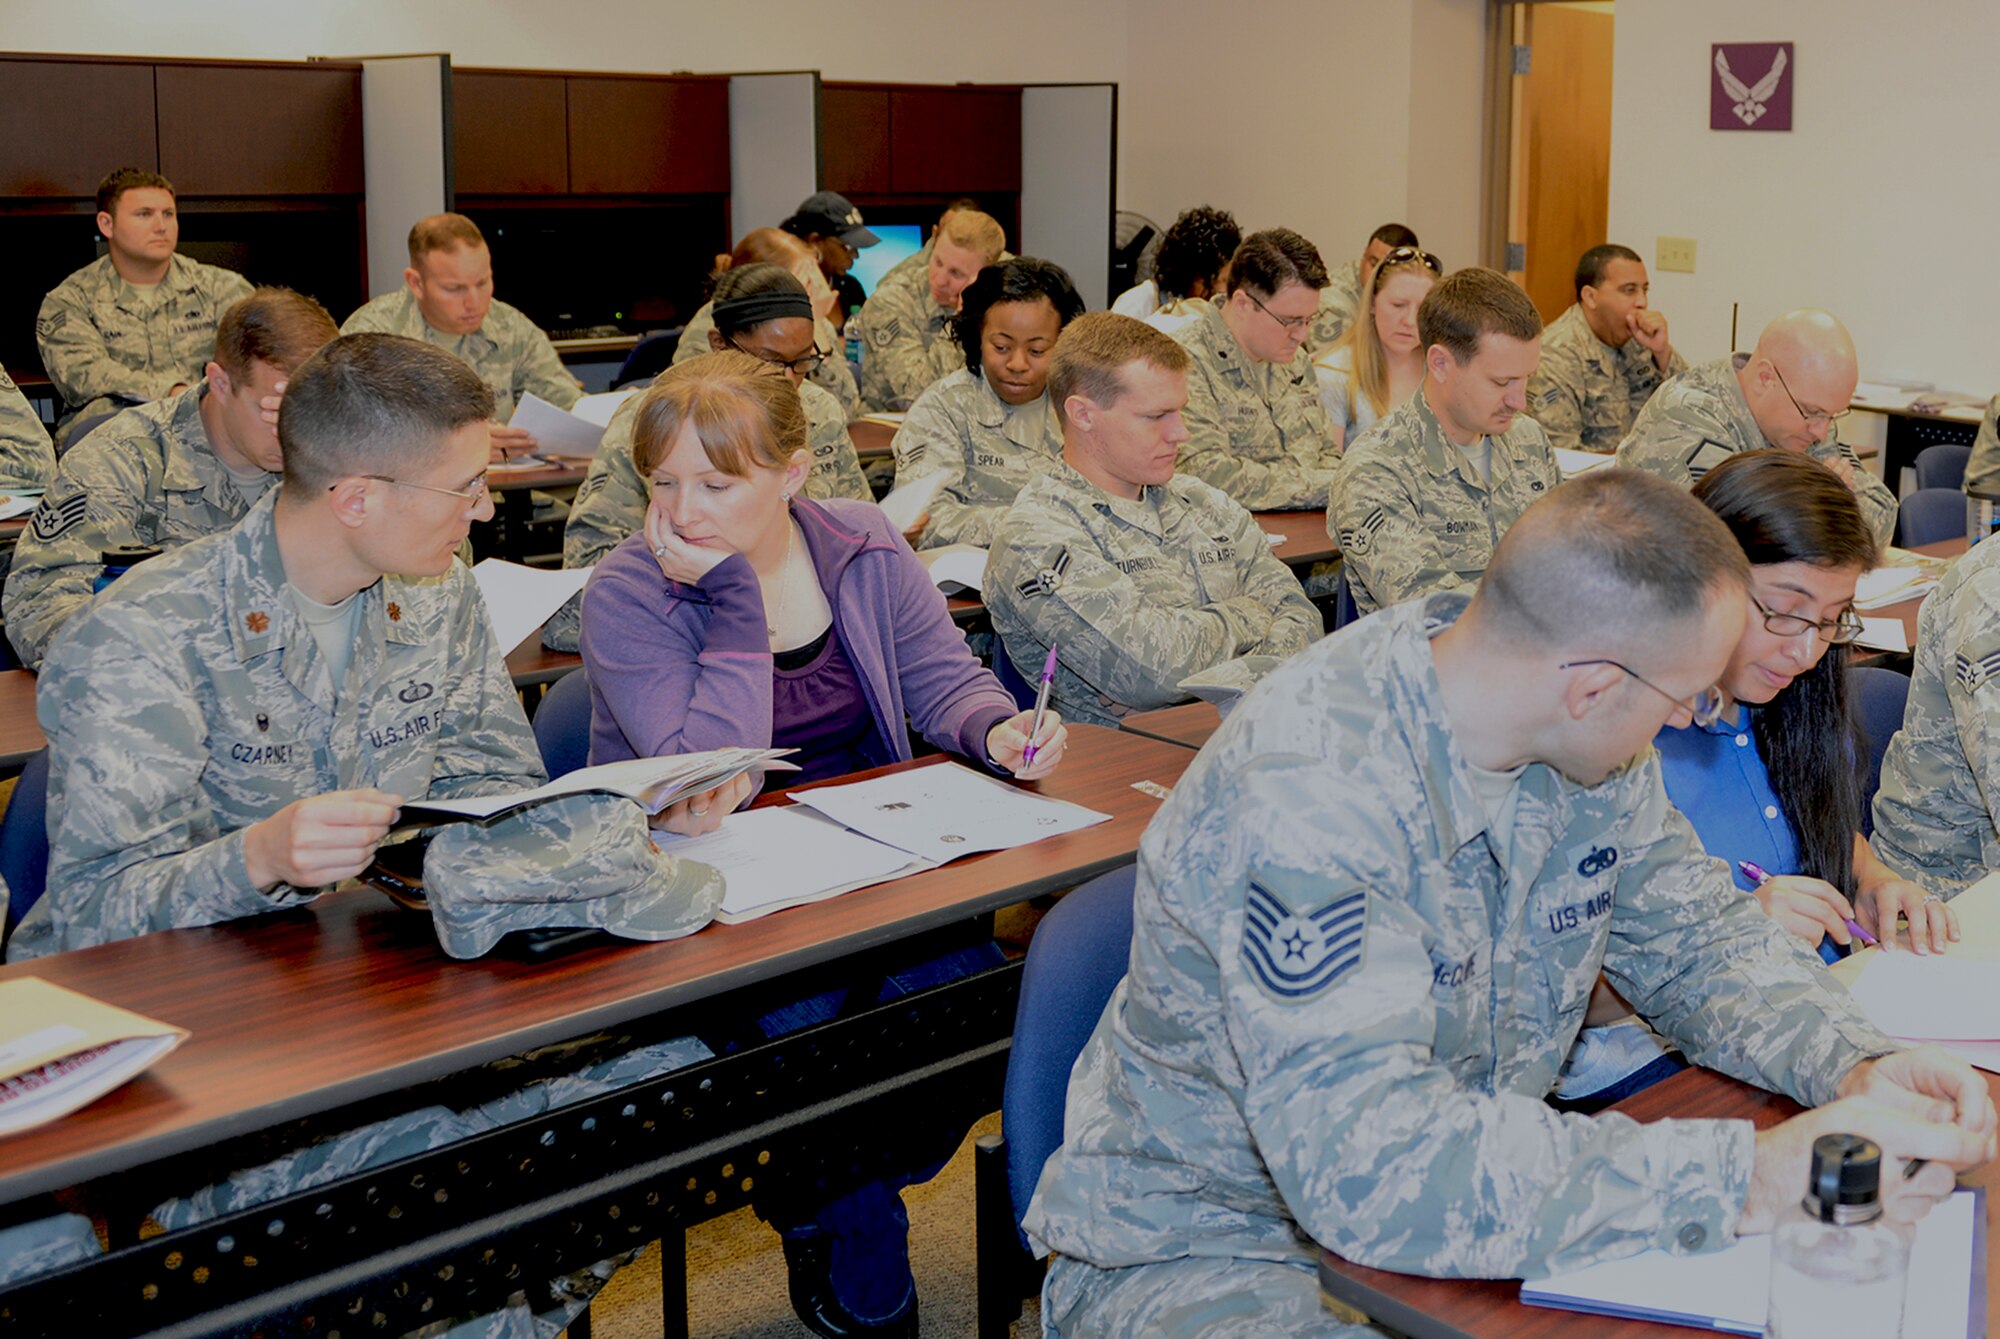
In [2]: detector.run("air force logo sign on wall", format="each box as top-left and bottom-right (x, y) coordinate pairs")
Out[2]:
(1712, 43), (1794, 131)
(1242, 879), (1367, 1001)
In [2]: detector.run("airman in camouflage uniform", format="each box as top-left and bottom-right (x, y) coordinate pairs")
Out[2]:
(342, 286), (581, 423)
(986, 459), (1317, 728)
(1026, 475), (1981, 1335)
(1527, 303), (1687, 453)
(36, 252), (253, 446)
(540, 377), (865, 651)
(1962, 395), (2000, 496)
(856, 269), (967, 413)
(1172, 299), (1342, 511)
(1331, 389), (1559, 614)
(0, 362), (55, 489)
(676, 298), (861, 421)
(893, 367), (1063, 548)
(1307, 256), (1364, 353)
(1615, 344), (1895, 547)
(1871, 534), (2000, 894)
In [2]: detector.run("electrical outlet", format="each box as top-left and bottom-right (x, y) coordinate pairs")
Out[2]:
(1657, 236), (1697, 273)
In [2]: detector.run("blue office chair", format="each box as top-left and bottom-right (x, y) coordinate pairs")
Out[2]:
(60, 411), (119, 453)
(1916, 443), (1972, 492)
(1330, 568), (1361, 631)
(991, 643), (1042, 711)
(1848, 665), (1911, 839)
(1896, 488), (1965, 549)
(1, 749), (52, 943)
(974, 864), (1138, 1337)
(611, 329), (682, 390)
(531, 666), (593, 779)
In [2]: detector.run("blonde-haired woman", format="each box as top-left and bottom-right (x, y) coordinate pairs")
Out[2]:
(1313, 246), (1442, 448)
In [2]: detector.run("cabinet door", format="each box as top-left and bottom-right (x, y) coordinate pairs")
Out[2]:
(158, 64), (364, 196)
(819, 86), (892, 197)
(452, 72), (568, 196)
(889, 88), (1021, 194)
(568, 77), (730, 195)
(0, 59), (157, 198)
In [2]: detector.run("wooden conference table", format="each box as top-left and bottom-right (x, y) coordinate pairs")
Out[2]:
(0, 725), (1195, 1336)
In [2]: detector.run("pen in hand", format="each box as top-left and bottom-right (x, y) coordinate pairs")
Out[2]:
(1021, 643), (1058, 768)
(1737, 859), (1878, 946)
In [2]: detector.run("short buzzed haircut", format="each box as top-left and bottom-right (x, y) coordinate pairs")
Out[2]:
(1370, 222), (1419, 250)
(96, 168), (174, 217)
(939, 209), (1007, 265)
(213, 288), (339, 383)
(1047, 313), (1191, 426)
(407, 213), (487, 266)
(1479, 470), (1750, 652)
(1226, 228), (1329, 298)
(1575, 243), (1644, 299)
(1419, 267), (1543, 365)
(277, 334), (494, 495)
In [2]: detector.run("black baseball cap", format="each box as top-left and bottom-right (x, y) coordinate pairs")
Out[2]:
(783, 192), (880, 248)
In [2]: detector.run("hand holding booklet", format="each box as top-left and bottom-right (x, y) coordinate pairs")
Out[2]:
(0, 979), (188, 1136)
(393, 748), (797, 831)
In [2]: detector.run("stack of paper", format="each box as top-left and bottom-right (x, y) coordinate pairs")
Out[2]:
(509, 392), (613, 458)
(471, 559), (595, 654)
(788, 762), (1112, 865)
(1521, 1190), (1977, 1336)
(1553, 448), (1616, 478)
(0, 979), (189, 1135)
(918, 544), (986, 595)
(394, 749), (798, 830)
(1854, 616), (1910, 653)
(658, 807), (936, 924)
(1847, 951), (2000, 1071)
(1855, 565), (1940, 610)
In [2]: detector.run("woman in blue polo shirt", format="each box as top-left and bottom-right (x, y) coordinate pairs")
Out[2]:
(1558, 449), (1958, 1109)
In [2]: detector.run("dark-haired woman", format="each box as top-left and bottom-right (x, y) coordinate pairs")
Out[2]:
(1560, 449), (1958, 1107)
(890, 257), (1086, 548)
(1111, 204), (1241, 324)
(676, 226), (861, 420)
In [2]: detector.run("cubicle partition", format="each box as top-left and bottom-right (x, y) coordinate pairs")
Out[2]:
(1021, 83), (1116, 310)
(351, 54), (453, 301)
(729, 71), (821, 245)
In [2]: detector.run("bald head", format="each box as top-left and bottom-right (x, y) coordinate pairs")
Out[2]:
(1739, 308), (1859, 452)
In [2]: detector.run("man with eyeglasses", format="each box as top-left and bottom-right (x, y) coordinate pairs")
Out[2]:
(539, 269), (867, 653)
(1307, 221), (1421, 352)
(1171, 228), (1344, 511)
(1026, 468), (1994, 1338)
(1615, 308), (1894, 545)
(1527, 244), (1687, 453)
(342, 213), (584, 460)
(1332, 267), (1559, 616)
(5, 287), (338, 669)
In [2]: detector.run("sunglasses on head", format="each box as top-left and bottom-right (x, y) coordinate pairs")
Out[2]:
(1373, 246), (1444, 291)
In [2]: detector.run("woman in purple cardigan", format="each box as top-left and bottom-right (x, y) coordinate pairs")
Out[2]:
(578, 350), (1065, 1337)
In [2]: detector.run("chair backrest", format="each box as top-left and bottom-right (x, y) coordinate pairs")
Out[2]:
(532, 667), (594, 779)
(1, 749), (52, 941)
(1002, 864), (1138, 1231)
(60, 410), (119, 454)
(1848, 665), (1911, 838)
(611, 329), (682, 390)
(1331, 568), (1360, 630)
(1916, 443), (1972, 492)
(1896, 488), (1965, 549)
(991, 641), (1042, 711)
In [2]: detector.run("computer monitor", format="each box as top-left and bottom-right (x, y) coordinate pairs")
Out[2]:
(464, 202), (728, 334)
(849, 224), (925, 298)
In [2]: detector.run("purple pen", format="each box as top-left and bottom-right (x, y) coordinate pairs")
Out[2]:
(1021, 643), (1059, 767)
(1736, 859), (1878, 946)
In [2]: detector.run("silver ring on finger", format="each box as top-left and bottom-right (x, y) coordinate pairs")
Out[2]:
(690, 805), (709, 817)
(653, 543), (670, 556)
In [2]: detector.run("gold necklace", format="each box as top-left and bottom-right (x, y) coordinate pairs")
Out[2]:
(766, 521), (795, 642)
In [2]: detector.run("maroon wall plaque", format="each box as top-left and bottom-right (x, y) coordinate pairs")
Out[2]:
(1711, 43), (1794, 131)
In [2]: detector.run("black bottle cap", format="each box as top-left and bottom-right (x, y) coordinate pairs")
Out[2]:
(99, 545), (163, 568)
(1805, 1133), (1883, 1223)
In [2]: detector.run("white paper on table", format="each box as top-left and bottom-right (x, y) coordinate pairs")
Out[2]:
(0, 494), (40, 520)
(1855, 616), (1910, 653)
(856, 411), (907, 428)
(1846, 951), (2000, 1041)
(656, 806), (936, 924)
(878, 470), (947, 532)
(1853, 380), (1921, 407)
(1264, 531), (1286, 547)
(471, 559), (595, 654)
(1521, 1190), (1975, 1337)
(788, 761), (1112, 866)
(918, 544), (986, 594)
(571, 389), (639, 429)
(1553, 447), (1616, 478)
(1854, 566), (1939, 610)
(508, 392), (609, 458)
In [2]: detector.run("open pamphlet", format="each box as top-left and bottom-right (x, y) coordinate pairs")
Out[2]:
(877, 469), (946, 533)
(1839, 867), (2000, 1071)
(393, 748), (798, 831)
(918, 544), (986, 595)
(1521, 1188), (1980, 1336)
(1553, 447), (1616, 478)
(508, 391), (613, 458)
(471, 559), (595, 655)
(0, 979), (188, 1136)
(657, 806), (938, 924)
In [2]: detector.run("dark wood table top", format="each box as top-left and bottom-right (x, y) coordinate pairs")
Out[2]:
(1120, 701), (1220, 751)
(504, 635), (582, 687)
(1321, 1061), (2000, 1337)
(0, 668), (41, 770)
(851, 418), (896, 462)
(488, 459), (588, 493)
(0, 724), (1193, 1203)
(1253, 509), (1337, 568)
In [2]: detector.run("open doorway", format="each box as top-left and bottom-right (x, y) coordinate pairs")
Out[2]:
(1483, 2), (1615, 323)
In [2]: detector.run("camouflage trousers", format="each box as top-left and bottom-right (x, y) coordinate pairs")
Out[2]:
(1041, 1252), (1387, 1338)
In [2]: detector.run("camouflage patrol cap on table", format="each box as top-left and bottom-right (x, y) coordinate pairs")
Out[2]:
(422, 792), (724, 960)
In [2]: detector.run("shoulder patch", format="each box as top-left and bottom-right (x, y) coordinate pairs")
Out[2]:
(1955, 650), (2000, 693)
(574, 472), (605, 503)
(30, 492), (87, 543)
(874, 316), (902, 346)
(36, 310), (67, 340)
(1015, 547), (1070, 599)
(1338, 506), (1387, 557)
(1242, 880), (1367, 1001)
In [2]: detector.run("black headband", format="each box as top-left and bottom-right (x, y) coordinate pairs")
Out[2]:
(714, 289), (814, 331)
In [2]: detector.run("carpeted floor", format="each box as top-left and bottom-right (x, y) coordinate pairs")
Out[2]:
(580, 1109), (1041, 1338)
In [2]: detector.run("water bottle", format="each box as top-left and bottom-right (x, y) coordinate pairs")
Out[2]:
(843, 312), (864, 379)
(1765, 1133), (1910, 1337)
(1966, 488), (2000, 546)
(93, 545), (163, 594)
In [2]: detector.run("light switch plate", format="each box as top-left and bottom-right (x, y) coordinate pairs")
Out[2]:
(1657, 236), (1697, 273)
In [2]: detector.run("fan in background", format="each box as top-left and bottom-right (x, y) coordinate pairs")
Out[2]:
(1110, 211), (1163, 307)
